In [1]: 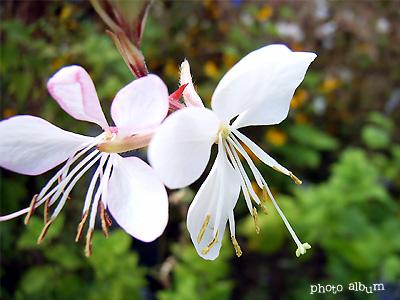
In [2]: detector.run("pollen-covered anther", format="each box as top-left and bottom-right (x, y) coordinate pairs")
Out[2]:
(37, 216), (56, 244)
(85, 228), (94, 257)
(44, 198), (50, 224)
(295, 242), (311, 257)
(231, 235), (242, 257)
(289, 172), (302, 185)
(262, 186), (269, 203)
(273, 166), (285, 174)
(100, 202), (111, 238)
(252, 207), (260, 234)
(201, 229), (220, 255)
(259, 203), (268, 215)
(24, 194), (38, 225)
(75, 210), (89, 242)
(197, 214), (211, 244)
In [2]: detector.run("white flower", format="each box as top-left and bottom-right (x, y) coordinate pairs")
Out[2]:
(149, 44), (316, 260)
(0, 66), (169, 256)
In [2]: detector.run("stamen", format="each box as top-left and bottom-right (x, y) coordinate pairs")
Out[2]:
(57, 176), (72, 199)
(197, 214), (210, 244)
(273, 166), (285, 174)
(75, 210), (89, 242)
(262, 186), (268, 203)
(263, 182), (310, 256)
(50, 151), (102, 220)
(259, 203), (268, 215)
(24, 194), (38, 225)
(105, 210), (112, 227)
(37, 217), (55, 244)
(228, 135), (264, 189)
(85, 228), (94, 257)
(232, 128), (291, 176)
(289, 172), (302, 185)
(100, 202), (110, 238)
(88, 155), (112, 231)
(252, 207), (260, 234)
(231, 235), (242, 257)
(224, 140), (258, 214)
(201, 229), (220, 255)
(44, 198), (50, 224)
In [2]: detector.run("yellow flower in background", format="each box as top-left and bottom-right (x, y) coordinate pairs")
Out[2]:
(290, 89), (309, 109)
(320, 76), (341, 93)
(294, 113), (309, 124)
(204, 60), (219, 78)
(266, 128), (288, 147)
(223, 53), (238, 70)
(163, 59), (180, 79)
(256, 5), (273, 22)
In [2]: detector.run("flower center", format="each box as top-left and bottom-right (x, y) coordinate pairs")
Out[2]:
(218, 123), (231, 142)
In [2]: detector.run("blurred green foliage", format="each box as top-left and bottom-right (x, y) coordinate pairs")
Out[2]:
(1, 1), (399, 300)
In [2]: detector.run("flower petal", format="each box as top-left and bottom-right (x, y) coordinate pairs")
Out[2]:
(211, 45), (316, 126)
(187, 146), (241, 260)
(111, 74), (169, 138)
(0, 115), (93, 175)
(232, 47), (317, 128)
(106, 155), (168, 242)
(148, 107), (220, 189)
(180, 59), (204, 107)
(47, 65), (109, 130)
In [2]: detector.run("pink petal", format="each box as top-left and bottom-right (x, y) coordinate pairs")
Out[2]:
(180, 60), (204, 107)
(0, 115), (93, 175)
(106, 155), (168, 242)
(110, 74), (169, 138)
(47, 65), (109, 130)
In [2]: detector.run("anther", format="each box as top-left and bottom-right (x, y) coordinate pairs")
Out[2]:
(75, 210), (89, 242)
(85, 228), (94, 257)
(273, 166), (285, 174)
(37, 217), (56, 244)
(252, 207), (260, 234)
(262, 186), (269, 203)
(44, 198), (50, 224)
(201, 229), (220, 255)
(259, 203), (268, 215)
(100, 202), (111, 238)
(231, 235), (242, 257)
(24, 194), (38, 225)
(289, 172), (302, 185)
(197, 214), (210, 244)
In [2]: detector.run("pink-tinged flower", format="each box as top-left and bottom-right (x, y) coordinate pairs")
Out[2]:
(0, 65), (169, 256)
(149, 45), (316, 260)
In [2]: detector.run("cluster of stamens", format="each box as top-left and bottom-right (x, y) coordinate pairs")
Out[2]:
(196, 123), (311, 258)
(18, 133), (117, 257)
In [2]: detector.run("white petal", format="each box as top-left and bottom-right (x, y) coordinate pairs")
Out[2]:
(111, 74), (169, 138)
(211, 45), (316, 126)
(180, 60), (204, 107)
(106, 155), (168, 242)
(0, 115), (93, 175)
(47, 65), (109, 130)
(232, 47), (317, 128)
(187, 146), (241, 260)
(148, 107), (220, 189)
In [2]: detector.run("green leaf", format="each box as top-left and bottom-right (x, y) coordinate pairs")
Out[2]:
(361, 125), (390, 149)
